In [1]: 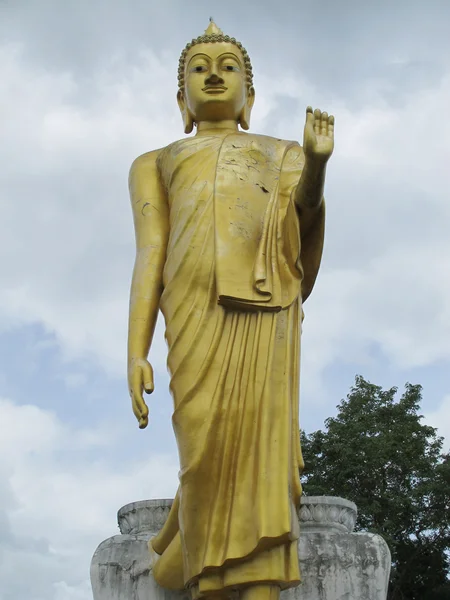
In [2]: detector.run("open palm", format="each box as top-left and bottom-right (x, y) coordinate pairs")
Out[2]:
(303, 106), (334, 163)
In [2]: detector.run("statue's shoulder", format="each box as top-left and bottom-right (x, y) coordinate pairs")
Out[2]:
(242, 132), (294, 143)
(129, 148), (165, 175)
(237, 132), (301, 154)
(130, 137), (191, 173)
(234, 133), (302, 170)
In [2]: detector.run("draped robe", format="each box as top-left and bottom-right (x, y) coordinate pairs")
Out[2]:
(150, 133), (325, 597)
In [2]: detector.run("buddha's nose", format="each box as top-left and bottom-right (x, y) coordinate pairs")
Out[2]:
(205, 70), (224, 85)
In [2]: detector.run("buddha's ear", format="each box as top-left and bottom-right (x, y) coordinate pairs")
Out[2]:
(239, 87), (255, 131)
(177, 90), (194, 134)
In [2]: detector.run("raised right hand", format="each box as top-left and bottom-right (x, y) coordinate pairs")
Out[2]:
(303, 106), (335, 165)
(128, 358), (154, 429)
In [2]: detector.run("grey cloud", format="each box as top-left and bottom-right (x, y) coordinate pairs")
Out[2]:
(0, 399), (179, 600)
(2, 0), (449, 104)
(0, 44), (181, 374)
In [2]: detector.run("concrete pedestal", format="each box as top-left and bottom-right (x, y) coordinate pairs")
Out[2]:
(91, 497), (390, 600)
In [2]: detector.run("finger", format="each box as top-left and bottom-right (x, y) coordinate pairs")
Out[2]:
(305, 106), (314, 128)
(313, 108), (321, 134)
(139, 415), (149, 429)
(130, 377), (146, 416)
(321, 111), (328, 135)
(142, 361), (154, 394)
(133, 391), (148, 418)
(132, 392), (149, 423)
(131, 367), (143, 400)
(328, 114), (335, 137)
(131, 367), (147, 419)
(131, 392), (144, 421)
(139, 401), (149, 428)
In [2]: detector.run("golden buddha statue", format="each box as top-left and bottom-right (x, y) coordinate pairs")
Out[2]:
(127, 20), (334, 600)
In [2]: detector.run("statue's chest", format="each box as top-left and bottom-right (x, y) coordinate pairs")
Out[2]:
(158, 139), (221, 212)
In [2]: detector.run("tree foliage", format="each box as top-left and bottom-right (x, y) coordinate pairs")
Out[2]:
(301, 376), (450, 600)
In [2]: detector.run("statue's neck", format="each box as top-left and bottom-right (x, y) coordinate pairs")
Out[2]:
(196, 120), (240, 136)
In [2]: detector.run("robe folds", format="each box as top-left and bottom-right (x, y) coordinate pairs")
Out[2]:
(150, 133), (325, 597)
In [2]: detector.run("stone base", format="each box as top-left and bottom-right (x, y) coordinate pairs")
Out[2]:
(91, 497), (390, 600)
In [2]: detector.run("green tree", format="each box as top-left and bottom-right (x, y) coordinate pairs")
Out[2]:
(301, 375), (450, 600)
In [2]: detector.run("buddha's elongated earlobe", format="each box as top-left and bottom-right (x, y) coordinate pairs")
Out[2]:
(177, 90), (195, 134)
(239, 87), (255, 131)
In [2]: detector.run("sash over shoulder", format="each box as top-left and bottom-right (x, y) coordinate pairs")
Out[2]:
(214, 133), (323, 311)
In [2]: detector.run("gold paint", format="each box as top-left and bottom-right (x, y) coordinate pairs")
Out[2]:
(205, 19), (223, 36)
(127, 20), (334, 600)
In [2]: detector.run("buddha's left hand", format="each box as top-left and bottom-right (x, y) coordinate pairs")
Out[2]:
(303, 106), (334, 164)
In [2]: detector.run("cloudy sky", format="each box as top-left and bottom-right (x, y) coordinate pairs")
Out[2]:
(0, 1), (449, 598)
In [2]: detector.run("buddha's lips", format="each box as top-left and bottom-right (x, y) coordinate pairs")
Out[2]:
(202, 86), (227, 93)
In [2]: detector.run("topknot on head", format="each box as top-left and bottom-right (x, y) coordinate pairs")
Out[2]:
(205, 18), (223, 35)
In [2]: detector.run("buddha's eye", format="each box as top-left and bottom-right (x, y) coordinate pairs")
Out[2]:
(223, 64), (239, 72)
(191, 65), (207, 73)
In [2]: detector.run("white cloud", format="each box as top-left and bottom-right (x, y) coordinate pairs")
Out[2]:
(0, 397), (179, 600)
(297, 74), (450, 401)
(53, 581), (93, 600)
(0, 43), (180, 378)
(425, 394), (450, 447)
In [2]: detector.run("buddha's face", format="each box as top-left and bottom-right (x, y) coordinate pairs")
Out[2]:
(178, 42), (254, 129)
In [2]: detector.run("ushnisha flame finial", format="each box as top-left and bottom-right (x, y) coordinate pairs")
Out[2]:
(177, 21), (254, 92)
(205, 19), (223, 36)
